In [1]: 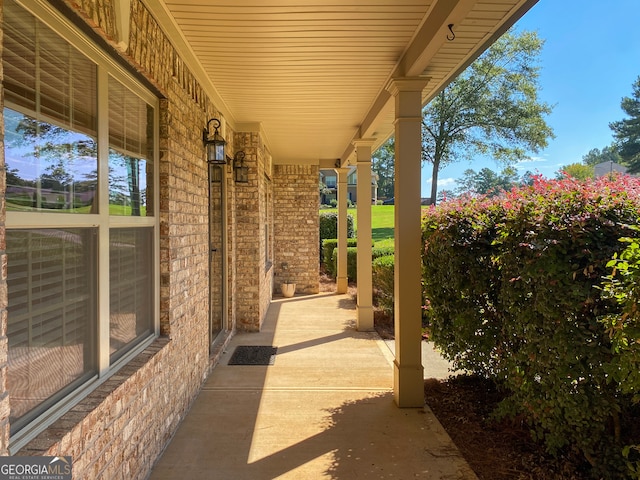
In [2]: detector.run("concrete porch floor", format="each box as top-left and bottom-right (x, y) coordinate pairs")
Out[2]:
(149, 292), (477, 480)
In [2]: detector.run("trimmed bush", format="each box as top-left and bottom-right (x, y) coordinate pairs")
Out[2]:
(329, 244), (394, 283)
(319, 211), (355, 240)
(422, 196), (505, 377)
(319, 211), (355, 264)
(422, 175), (640, 477)
(345, 246), (358, 282)
(372, 254), (394, 316)
(372, 245), (394, 259)
(322, 238), (358, 276)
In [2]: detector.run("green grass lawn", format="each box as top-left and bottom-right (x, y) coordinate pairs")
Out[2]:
(321, 205), (395, 247)
(8, 202), (146, 216)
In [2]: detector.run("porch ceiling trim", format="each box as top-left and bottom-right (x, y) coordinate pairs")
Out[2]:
(146, 0), (538, 166)
(143, 0), (236, 126)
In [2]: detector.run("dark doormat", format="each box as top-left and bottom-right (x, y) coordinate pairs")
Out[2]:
(228, 346), (278, 365)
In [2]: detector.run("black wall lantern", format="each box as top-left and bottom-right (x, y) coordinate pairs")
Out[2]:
(203, 118), (226, 164)
(233, 151), (249, 183)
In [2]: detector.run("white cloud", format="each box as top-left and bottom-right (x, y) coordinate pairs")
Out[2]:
(425, 177), (456, 186)
(517, 155), (547, 165)
(515, 155), (554, 172)
(439, 177), (456, 186)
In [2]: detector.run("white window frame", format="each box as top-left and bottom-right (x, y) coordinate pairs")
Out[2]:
(6, 0), (160, 452)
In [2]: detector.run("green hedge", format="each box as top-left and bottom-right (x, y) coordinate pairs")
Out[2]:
(372, 254), (394, 316)
(319, 211), (354, 242)
(322, 238), (358, 276)
(328, 244), (395, 283)
(372, 245), (394, 258)
(319, 211), (355, 266)
(422, 175), (640, 478)
(600, 230), (640, 476)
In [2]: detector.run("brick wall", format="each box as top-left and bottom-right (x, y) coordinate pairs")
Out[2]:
(0, 0), (227, 476)
(273, 165), (320, 295)
(234, 132), (274, 331)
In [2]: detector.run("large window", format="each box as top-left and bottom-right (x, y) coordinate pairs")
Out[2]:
(4, 0), (158, 445)
(7, 228), (97, 432)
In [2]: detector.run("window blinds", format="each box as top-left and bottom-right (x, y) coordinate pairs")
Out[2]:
(3, 1), (97, 136)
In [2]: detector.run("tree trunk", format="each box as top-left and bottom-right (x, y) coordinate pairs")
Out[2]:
(430, 160), (440, 205)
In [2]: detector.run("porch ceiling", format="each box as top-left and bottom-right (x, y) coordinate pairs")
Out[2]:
(150, 0), (537, 166)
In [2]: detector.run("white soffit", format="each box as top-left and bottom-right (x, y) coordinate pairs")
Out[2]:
(154, 0), (537, 165)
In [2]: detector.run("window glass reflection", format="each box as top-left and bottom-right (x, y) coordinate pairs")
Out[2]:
(108, 77), (153, 217)
(4, 108), (98, 213)
(108, 149), (147, 216)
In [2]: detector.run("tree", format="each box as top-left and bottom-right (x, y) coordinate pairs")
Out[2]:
(436, 189), (454, 203)
(421, 30), (554, 204)
(520, 170), (538, 186)
(610, 75), (640, 172)
(454, 166), (519, 197)
(40, 159), (73, 191)
(582, 145), (624, 167)
(319, 180), (331, 195)
(556, 162), (594, 180)
(372, 137), (395, 199)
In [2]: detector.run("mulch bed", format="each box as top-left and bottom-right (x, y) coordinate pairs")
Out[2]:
(424, 375), (588, 480)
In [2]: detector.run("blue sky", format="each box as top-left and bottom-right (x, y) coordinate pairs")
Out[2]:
(421, 0), (640, 197)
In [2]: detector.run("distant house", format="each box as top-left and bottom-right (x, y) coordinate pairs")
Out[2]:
(594, 161), (629, 178)
(319, 170), (338, 204)
(320, 168), (378, 205)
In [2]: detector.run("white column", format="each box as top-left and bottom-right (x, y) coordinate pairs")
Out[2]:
(353, 139), (376, 331)
(334, 168), (349, 294)
(386, 77), (429, 407)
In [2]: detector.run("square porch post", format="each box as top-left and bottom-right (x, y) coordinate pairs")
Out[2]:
(353, 139), (376, 332)
(334, 167), (350, 293)
(386, 77), (429, 407)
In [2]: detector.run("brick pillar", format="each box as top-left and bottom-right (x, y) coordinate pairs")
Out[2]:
(234, 132), (262, 330)
(273, 165), (319, 295)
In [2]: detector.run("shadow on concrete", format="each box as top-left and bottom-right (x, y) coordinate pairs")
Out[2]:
(242, 392), (457, 479)
(275, 331), (362, 356)
(150, 293), (470, 480)
(273, 292), (356, 312)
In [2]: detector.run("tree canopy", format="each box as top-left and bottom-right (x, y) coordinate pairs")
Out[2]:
(371, 137), (395, 199)
(610, 75), (640, 172)
(556, 162), (594, 180)
(454, 166), (520, 197)
(421, 29), (554, 204)
(582, 145), (625, 167)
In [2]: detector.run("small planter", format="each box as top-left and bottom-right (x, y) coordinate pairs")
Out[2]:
(280, 282), (296, 298)
(279, 262), (296, 297)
